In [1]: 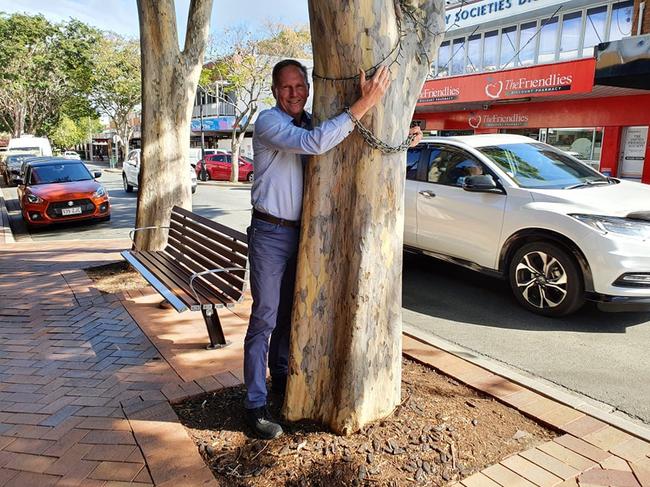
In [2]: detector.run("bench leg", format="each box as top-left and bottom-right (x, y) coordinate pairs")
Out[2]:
(202, 308), (230, 349)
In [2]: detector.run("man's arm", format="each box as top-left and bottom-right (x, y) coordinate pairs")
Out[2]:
(254, 110), (354, 155)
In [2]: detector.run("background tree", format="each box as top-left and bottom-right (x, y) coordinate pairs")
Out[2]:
(50, 115), (102, 151)
(284, 0), (444, 435)
(0, 13), (98, 137)
(199, 24), (311, 182)
(90, 34), (141, 164)
(135, 0), (213, 251)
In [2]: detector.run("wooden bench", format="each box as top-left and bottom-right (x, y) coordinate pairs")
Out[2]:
(121, 206), (248, 349)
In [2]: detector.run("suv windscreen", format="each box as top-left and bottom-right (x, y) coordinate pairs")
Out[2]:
(29, 163), (92, 185)
(478, 143), (607, 189)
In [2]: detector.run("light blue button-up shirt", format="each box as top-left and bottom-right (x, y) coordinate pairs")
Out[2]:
(251, 106), (354, 221)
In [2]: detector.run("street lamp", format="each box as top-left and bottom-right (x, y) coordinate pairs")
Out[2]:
(198, 85), (207, 181)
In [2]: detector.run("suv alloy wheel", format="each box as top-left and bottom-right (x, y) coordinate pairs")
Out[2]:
(508, 242), (585, 317)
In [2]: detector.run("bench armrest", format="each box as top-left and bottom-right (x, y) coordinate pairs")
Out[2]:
(128, 226), (171, 245)
(189, 267), (246, 303)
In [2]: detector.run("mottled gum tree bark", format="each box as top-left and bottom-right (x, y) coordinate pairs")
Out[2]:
(284, 0), (444, 435)
(135, 0), (213, 250)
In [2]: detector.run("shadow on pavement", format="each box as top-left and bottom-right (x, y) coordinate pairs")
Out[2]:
(402, 252), (650, 333)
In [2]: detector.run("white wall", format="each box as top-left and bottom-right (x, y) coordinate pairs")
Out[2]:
(217, 138), (254, 158)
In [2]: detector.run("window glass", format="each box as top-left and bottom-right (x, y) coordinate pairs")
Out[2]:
(479, 143), (605, 189)
(609, 1), (633, 41)
(427, 148), (484, 186)
(583, 6), (607, 56)
(545, 127), (603, 170)
(538, 17), (559, 63)
(406, 147), (422, 180)
(437, 41), (450, 77)
(466, 34), (481, 72)
(519, 21), (537, 66)
(451, 38), (465, 75)
(500, 26), (518, 68)
(29, 163), (92, 185)
(483, 31), (499, 71)
(560, 11), (582, 60)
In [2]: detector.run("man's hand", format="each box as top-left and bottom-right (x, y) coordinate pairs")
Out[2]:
(408, 126), (423, 147)
(349, 65), (391, 121)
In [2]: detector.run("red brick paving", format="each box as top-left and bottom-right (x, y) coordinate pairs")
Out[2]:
(2, 242), (649, 486)
(0, 243), (223, 485)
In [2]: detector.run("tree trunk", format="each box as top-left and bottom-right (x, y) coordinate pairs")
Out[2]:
(135, 0), (213, 251)
(283, 0), (444, 435)
(229, 131), (240, 183)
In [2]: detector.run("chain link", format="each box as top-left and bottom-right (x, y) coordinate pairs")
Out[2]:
(345, 108), (415, 154)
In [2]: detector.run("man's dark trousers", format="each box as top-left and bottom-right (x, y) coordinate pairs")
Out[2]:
(244, 217), (299, 409)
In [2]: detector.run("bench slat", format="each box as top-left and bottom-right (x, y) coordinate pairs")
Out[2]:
(165, 245), (244, 302)
(170, 210), (248, 256)
(141, 252), (228, 308)
(121, 251), (189, 313)
(169, 214), (248, 260)
(173, 205), (248, 243)
(167, 228), (247, 291)
(167, 222), (247, 267)
(126, 251), (201, 310)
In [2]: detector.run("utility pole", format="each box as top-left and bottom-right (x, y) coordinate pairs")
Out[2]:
(199, 86), (207, 181)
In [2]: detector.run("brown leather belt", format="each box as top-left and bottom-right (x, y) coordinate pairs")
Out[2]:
(252, 209), (300, 228)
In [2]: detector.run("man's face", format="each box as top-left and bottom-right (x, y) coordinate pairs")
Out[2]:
(272, 65), (309, 120)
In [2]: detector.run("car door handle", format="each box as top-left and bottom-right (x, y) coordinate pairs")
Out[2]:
(418, 190), (436, 198)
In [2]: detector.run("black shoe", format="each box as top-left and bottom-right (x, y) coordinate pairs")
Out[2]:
(245, 406), (283, 440)
(271, 374), (287, 396)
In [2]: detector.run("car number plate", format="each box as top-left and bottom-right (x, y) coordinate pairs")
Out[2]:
(61, 207), (82, 216)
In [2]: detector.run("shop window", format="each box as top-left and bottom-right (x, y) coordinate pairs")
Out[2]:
(583, 6), (607, 57)
(437, 41), (450, 77)
(466, 34), (481, 73)
(560, 11), (582, 60)
(500, 26), (518, 68)
(538, 16), (559, 63)
(483, 31), (499, 71)
(545, 128), (603, 170)
(451, 38), (466, 75)
(609, 1), (633, 41)
(519, 21), (537, 66)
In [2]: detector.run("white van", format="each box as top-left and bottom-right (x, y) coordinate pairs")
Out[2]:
(7, 136), (52, 157)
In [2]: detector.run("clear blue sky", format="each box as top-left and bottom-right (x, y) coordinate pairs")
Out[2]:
(0, 0), (309, 40)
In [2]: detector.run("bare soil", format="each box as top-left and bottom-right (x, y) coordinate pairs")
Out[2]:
(174, 358), (556, 487)
(85, 261), (148, 293)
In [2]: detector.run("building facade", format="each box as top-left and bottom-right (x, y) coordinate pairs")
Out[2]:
(415, 0), (650, 184)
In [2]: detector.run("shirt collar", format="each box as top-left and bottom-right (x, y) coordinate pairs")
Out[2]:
(273, 105), (312, 129)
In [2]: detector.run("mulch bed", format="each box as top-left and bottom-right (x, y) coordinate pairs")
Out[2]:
(85, 260), (148, 293)
(174, 358), (556, 486)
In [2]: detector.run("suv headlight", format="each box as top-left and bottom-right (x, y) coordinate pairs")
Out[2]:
(26, 194), (43, 204)
(93, 187), (106, 198)
(571, 214), (650, 240)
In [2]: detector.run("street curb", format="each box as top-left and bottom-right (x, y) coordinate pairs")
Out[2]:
(403, 324), (650, 442)
(0, 185), (15, 244)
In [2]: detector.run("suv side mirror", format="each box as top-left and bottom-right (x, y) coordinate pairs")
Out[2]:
(463, 175), (504, 194)
(93, 170), (102, 178)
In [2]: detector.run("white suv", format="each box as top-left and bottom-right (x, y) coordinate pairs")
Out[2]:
(405, 135), (650, 316)
(122, 149), (197, 194)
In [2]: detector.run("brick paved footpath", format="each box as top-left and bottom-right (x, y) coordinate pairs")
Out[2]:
(1, 240), (649, 486)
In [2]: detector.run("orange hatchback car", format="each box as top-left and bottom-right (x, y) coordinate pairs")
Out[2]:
(16, 159), (110, 227)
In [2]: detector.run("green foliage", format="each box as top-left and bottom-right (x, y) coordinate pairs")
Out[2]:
(257, 23), (311, 58)
(50, 115), (102, 149)
(90, 34), (141, 124)
(0, 13), (101, 137)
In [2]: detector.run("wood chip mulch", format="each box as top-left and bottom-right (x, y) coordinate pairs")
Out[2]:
(174, 358), (556, 486)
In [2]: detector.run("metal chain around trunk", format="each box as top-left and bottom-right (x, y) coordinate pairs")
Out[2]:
(345, 108), (416, 154)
